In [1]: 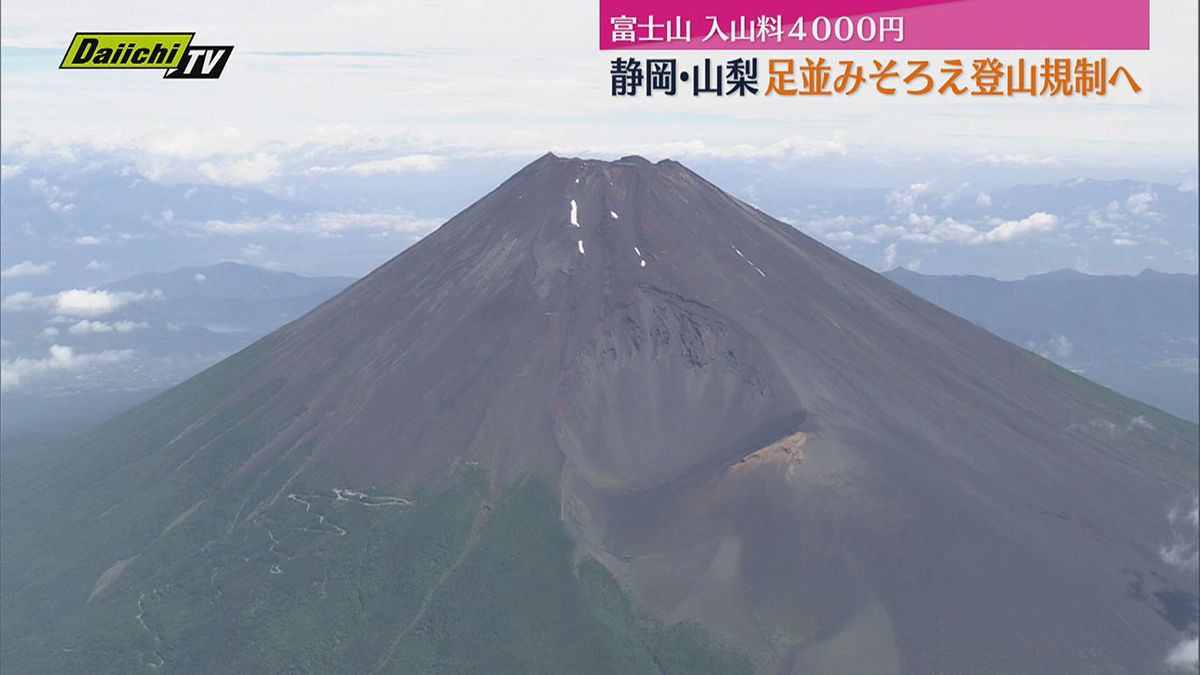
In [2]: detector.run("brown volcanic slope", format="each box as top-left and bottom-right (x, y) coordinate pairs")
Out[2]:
(4, 154), (1198, 673)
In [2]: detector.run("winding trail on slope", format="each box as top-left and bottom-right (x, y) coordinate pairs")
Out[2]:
(370, 498), (493, 673)
(135, 592), (165, 669)
(287, 494), (347, 536)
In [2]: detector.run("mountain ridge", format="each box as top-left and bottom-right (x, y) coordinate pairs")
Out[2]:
(885, 266), (1198, 421)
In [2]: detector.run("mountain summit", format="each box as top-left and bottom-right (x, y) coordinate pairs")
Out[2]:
(2, 154), (1197, 674)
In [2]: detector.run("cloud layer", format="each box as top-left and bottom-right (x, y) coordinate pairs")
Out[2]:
(1160, 495), (1200, 572)
(1, 288), (162, 317)
(0, 344), (132, 392)
(0, 260), (54, 279)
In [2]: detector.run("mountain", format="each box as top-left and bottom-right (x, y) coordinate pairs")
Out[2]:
(0, 154), (439, 289)
(104, 262), (355, 334)
(885, 267), (1199, 422)
(0, 160), (307, 292)
(1, 155), (1196, 674)
(0, 262), (353, 441)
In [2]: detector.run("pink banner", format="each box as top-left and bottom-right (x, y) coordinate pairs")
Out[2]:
(599, 0), (1149, 50)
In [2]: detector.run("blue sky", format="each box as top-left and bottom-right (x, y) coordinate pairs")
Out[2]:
(0, 0), (1196, 283)
(1, 0), (1196, 166)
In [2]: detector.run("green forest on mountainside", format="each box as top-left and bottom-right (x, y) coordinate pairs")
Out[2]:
(0, 341), (750, 673)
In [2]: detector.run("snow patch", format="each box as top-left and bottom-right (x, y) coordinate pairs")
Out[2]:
(611, 210), (619, 219)
(633, 245), (647, 268)
(569, 199), (579, 227)
(577, 240), (586, 255)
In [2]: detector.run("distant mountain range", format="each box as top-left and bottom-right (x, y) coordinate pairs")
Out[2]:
(3, 151), (1197, 288)
(104, 262), (355, 335)
(885, 268), (1198, 421)
(0, 262), (352, 441)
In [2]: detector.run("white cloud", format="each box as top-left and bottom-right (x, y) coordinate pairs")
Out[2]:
(329, 210), (440, 233)
(0, 344), (133, 392)
(975, 212), (1059, 244)
(1125, 191), (1157, 215)
(1159, 496), (1199, 572)
(308, 153), (446, 175)
(0, 260), (54, 279)
(0, 163), (26, 180)
(74, 235), (107, 246)
(554, 136), (847, 163)
(1, 291), (41, 311)
(41, 327), (59, 337)
(856, 211), (1062, 246)
(1166, 637), (1198, 673)
(802, 214), (871, 232)
(85, 260), (111, 271)
(823, 230), (862, 243)
(975, 192), (992, 207)
(978, 153), (1060, 166)
(240, 243), (267, 259)
(140, 128), (256, 161)
(823, 223), (908, 244)
(1113, 238), (1138, 247)
(817, 207), (1061, 248)
(883, 243), (898, 269)
(1161, 538), (1200, 564)
(3, 288), (163, 317)
(197, 152), (281, 186)
(194, 273), (208, 283)
(900, 214), (981, 245)
(887, 182), (934, 213)
(67, 319), (149, 334)
(198, 210), (442, 237)
(1031, 334), (1074, 358)
(29, 177), (70, 201)
(54, 288), (160, 317)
